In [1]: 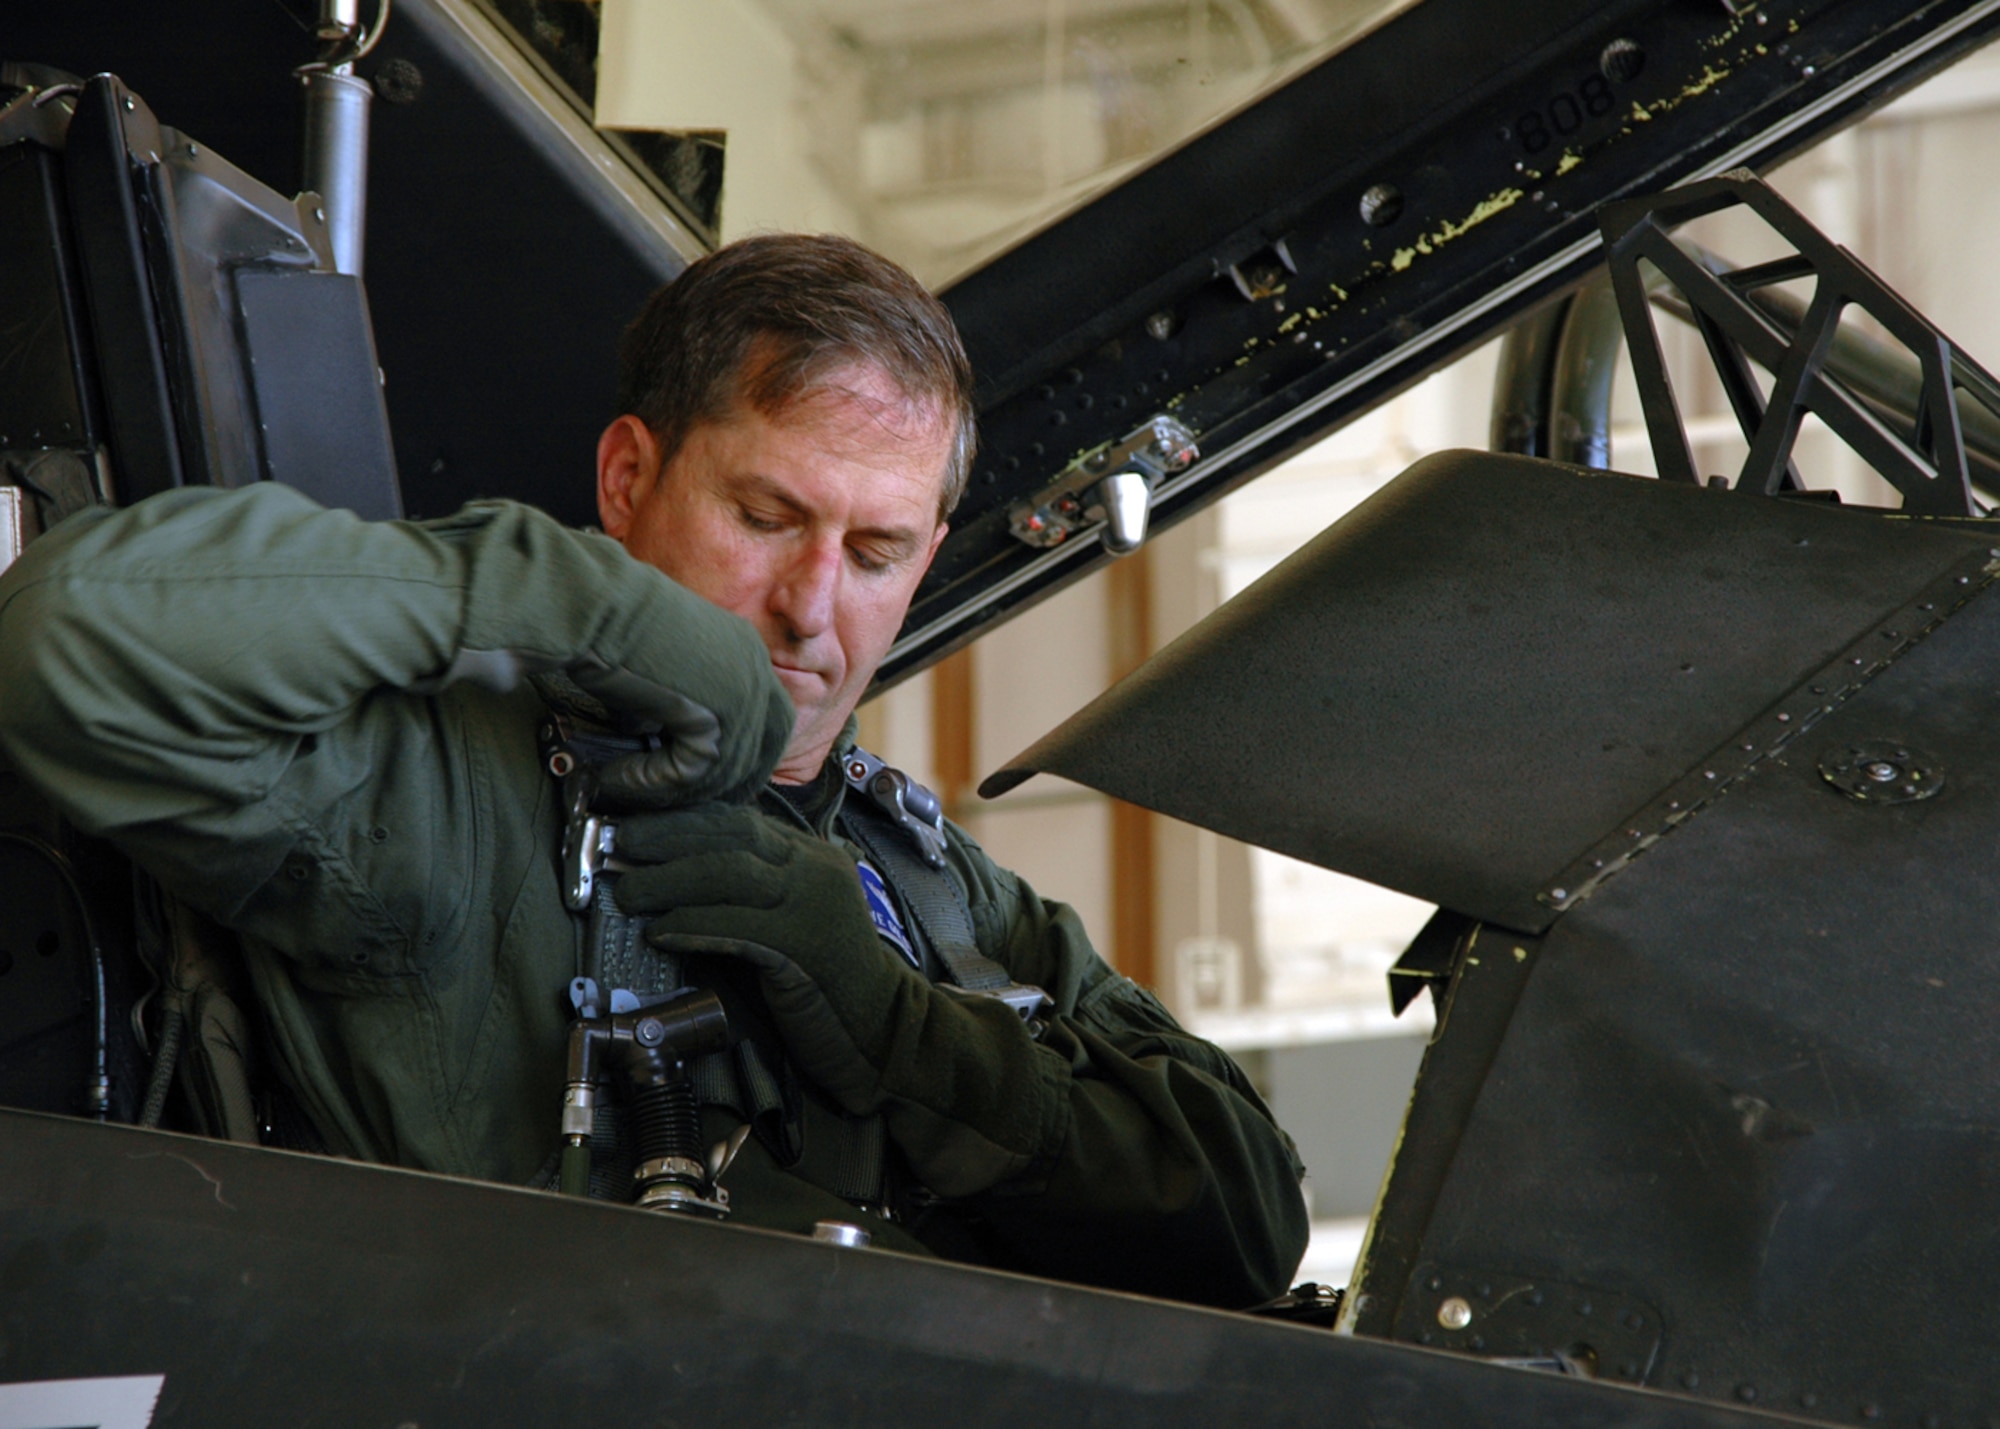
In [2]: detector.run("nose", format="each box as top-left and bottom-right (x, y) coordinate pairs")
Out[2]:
(769, 535), (841, 641)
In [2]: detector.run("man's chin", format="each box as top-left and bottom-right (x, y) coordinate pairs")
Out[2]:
(772, 683), (859, 783)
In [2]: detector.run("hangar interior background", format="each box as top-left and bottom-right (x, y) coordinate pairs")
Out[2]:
(554, 0), (2000, 1283)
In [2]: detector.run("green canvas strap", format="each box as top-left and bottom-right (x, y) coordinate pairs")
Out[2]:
(836, 750), (1011, 993)
(838, 751), (1050, 1022)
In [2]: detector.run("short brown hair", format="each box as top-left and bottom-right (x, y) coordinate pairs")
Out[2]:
(617, 233), (976, 518)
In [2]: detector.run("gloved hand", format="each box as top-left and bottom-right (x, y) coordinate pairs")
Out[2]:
(614, 804), (1070, 1196)
(439, 501), (794, 804)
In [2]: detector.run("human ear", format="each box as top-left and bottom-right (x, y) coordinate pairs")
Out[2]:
(917, 520), (949, 576)
(596, 416), (662, 540)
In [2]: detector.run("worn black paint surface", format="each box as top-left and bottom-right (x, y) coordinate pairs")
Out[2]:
(900, 0), (2000, 685)
(986, 452), (1994, 932)
(0, 1108), (1813, 1427)
(1360, 580), (2000, 1424)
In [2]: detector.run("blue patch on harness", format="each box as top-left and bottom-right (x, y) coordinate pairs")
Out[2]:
(856, 859), (918, 968)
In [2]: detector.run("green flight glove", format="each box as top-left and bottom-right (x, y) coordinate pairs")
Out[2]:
(429, 499), (795, 805)
(613, 804), (1070, 1196)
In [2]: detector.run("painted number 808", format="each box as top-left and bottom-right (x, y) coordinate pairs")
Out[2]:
(1516, 74), (1618, 154)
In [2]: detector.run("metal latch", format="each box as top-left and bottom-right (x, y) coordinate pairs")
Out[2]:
(1008, 414), (1198, 556)
(842, 748), (949, 871)
(985, 982), (1054, 1022)
(561, 782), (619, 912)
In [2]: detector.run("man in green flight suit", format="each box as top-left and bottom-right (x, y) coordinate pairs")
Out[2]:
(0, 233), (1308, 1307)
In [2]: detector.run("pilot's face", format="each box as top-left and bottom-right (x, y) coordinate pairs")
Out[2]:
(597, 361), (953, 783)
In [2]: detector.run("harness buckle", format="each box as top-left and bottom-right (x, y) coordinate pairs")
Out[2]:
(985, 982), (1054, 1022)
(841, 749), (948, 871)
(561, 781), (618, 913)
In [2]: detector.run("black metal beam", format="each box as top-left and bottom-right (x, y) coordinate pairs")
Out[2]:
(901, 0), (2000, 687)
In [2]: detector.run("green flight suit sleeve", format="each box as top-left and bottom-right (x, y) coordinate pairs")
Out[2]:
(0, 483), (789, 934)
(937, 824), (1311, 1309)
(0, 485), (796, 1173)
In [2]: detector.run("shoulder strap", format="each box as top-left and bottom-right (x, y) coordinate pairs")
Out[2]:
(836, 748), (1017, 995)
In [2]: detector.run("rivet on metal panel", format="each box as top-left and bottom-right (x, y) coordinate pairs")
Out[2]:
(1359, 183), (1404, 228)
(1599, 38), (1645, 84)
(1818, 741), (1944, 804)
(1543, 554), (1995, 919)
(1437, 1297), (1473, 1330)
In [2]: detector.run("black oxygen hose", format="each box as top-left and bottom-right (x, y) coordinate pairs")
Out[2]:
(0, 830), (110, 1119)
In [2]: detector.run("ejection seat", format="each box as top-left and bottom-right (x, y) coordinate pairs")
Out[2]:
(0, 68), (400, 1145)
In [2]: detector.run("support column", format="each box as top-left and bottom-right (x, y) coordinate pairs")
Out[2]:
(1106, 551), (1157, 986)
(930, 647), (976, 823)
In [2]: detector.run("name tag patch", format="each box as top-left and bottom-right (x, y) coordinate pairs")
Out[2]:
(856, 859), (918, 968)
